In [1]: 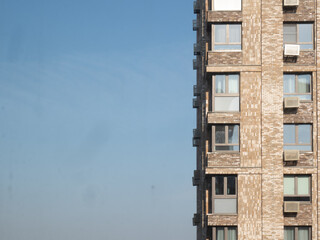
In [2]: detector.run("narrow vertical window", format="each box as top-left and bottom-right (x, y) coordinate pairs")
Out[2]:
(211, 175), (237, 214)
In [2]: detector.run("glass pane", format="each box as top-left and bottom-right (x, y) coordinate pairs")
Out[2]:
(284, 94), (311, 100)
(229, 24), (241, 43)
(228, 125), (239, 144)
(214, 0), (241, 11)
(283, 145), (312, 151)
(298, 75), (311, 93)
(214, 44), (241, 50)
(297, 176), (309, 195)
(300, 44), (313, 50)
(215, 145), (239, 151)
(215, 97), (239, 112)
(283, 75), (295, 94)
(298, 227), (309, 240)
(299, 24), (312, 43)
(216, 227), (225, 240)
(284, 176), (295, 195)
(284, 227), (295, 240)
(215, 75), (226, 93)
(215, 176), (224, 195)
(284, 125), (295, 144)
(215, 25), (226, 43)
(298, 124), (311, 144)
(284, 24), (297, 43)
(214, 199), (237, 214)
(227, 176), (236, 195)
(215, 125), (226, 144)
(228, 75), (239, 93)
(228, 227), (237, 240)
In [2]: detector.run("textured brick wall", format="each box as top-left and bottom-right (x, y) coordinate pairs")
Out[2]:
(261, 0), (284, 239)
(208, 52), (242, 65)
(198, 0), (320, 239)
(283, 0), (315, 21)
(207, 152), (240, 167)
(238, 174), (262, 240)
(240, 72), (261, 168)
(207, 11), (242, 22)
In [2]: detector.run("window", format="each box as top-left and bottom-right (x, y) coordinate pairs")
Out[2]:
(284, 74), (312, 100)
(212, 125), (239, 151)
(284, 24), (313, 50)
(284, 226), (311, 240)
(284, 124), (312, 151)
(211, 226), (237, 240)
(284, 175), (310, 201)
(212, 74), (239, 112)
(212, 0), (241, 11)
(211, 175), (237, 214)
(213, 24), (241, 50)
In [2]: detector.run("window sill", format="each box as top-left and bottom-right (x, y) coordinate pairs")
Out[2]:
(209, 50), (242, 53)
(212, 151), (240, 153)
(213, 111), (240, 113)
(209, 10), (242, 12)
(208, 213), (238, 216)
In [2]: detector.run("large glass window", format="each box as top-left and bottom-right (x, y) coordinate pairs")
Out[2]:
(211, 176), (237, 214)
(212, 74), (239, 112)
(283, 124), (312, 151)
(284, 74), (311, 100)
(211, 226), (237, 240)
(212, 0), (241, 11)
(284, 24), (313, 50)
(213, 24), (241, 50)
(284, 227), (311, 240)
(212, 125), (239, 151)
(284, 175), (311, 202)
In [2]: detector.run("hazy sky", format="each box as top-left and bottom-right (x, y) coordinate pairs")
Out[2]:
(0, 0), (195, 239)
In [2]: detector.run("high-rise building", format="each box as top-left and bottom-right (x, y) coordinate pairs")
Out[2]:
(192, 0), (320, 239)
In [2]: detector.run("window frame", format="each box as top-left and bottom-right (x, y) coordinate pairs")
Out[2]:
(212, 226), (238, 240)
(284, 226), (311, 240)
(284, 175), (311, 202)
(211, 175), (237, 214)
(283, 124), (312, 151)
(212, 125), (240, 152)
(212, 24), (242, 51)
(212, 74), (240, 112)
(283, 23), (314, 50)
(283, 73), (312, 101)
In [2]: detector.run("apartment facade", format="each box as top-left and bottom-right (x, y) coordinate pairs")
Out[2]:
(192, 0), (320, 239)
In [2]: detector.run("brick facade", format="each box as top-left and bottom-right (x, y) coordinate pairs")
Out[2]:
(193, 0), (320, 239)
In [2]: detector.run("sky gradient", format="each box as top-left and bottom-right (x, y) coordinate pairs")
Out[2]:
(0, 0), (196, 239)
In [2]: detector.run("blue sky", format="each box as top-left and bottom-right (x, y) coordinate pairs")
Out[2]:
(0, 0), (196, 239)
